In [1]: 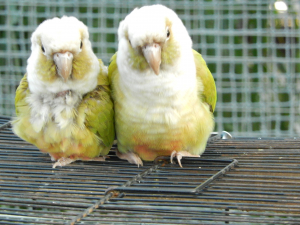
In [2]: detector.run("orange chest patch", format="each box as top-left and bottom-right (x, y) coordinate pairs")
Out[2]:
(133, 140), (184, 161)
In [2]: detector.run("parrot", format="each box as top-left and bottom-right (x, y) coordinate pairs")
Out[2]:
(12, 16), (115, 168)
(108, 4), (217, 167)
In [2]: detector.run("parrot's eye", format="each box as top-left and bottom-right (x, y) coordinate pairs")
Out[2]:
(80, 41), (83, 49)
(167, 29), (170, 38)
(41, 45), (45, 53)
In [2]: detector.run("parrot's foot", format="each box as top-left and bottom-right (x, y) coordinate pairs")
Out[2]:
(170, 151), (200, 168)
(116, 151), (143, 167)
(52, 156), (106, 168)
(53, 157), (76, 168)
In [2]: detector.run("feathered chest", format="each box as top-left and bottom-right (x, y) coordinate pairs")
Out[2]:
(26, 90), (82, 132)
(115, 70), (201, 126)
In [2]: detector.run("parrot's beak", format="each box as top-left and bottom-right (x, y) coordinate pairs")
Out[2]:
(53, 52), (74, 82)
(142, 43), (161, 75)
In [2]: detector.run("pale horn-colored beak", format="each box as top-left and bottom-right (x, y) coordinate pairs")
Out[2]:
(142, 43), (161, 75)
(53, 52), (73, 82)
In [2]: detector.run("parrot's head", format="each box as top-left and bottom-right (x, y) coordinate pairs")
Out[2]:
(27, 16), (100, 94)
(118, 4), (192, 75)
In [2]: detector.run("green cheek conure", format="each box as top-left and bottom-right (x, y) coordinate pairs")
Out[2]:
(108, 5), (217, 167)
(12, 16), (115, 168)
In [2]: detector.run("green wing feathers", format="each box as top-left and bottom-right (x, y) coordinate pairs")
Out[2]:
(193, 50), (217, 112)
(81, 59), (115, 148)
(108, 53), (118, 85)
(15, 74), (30, 116)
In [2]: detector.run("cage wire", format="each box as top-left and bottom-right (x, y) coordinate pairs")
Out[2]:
(0, 0), (299, 137)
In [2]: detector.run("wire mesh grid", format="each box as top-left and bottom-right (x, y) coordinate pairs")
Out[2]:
(1, 116), (300, 224)
(0, 0), (300, 137)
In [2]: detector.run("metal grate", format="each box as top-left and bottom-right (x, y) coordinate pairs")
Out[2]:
(1, 116), (300, 224)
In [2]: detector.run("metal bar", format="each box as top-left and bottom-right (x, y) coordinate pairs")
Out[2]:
(47, 207), (300, 218)
(99, 202), (300, 213)
(0, 122), (11, 131)
(69, 163), (161, 225)
(193, 159), (237, 193)
(100, 159), (238, 195)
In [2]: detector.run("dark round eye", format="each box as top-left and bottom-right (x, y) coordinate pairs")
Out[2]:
(41, 45), (45, 53)
(167, 29), (170, 38)
(80, 41), (83, 49)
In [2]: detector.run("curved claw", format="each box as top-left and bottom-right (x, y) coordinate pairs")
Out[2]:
(170, 151), (177, 164)
(170, 151), (200, 168)
(53, 157), (76, 168)
(116, 151), (143, 167)
(52, 156), (106, 168)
